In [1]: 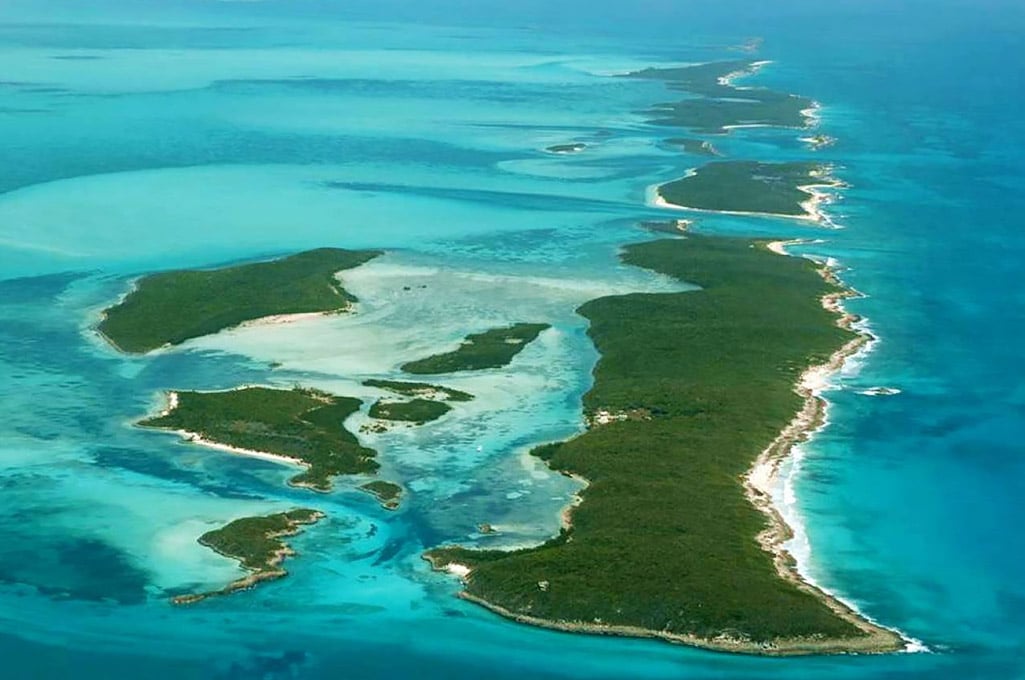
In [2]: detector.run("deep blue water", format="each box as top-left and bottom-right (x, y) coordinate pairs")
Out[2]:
(1, 1), (1023, 678)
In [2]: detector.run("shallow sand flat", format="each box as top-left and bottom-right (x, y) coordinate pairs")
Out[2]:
(181, 251), (687, 543)
(0, 447), (292, 594)
(0, 45), (648, 96)
(0, 163), (666, 277)
(185, 250), (688, 378)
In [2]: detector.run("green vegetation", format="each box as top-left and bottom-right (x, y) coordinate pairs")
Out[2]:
(402, 323), (550, 374)
(546, 143), (586, 153)
(427, 237), (900, 652)
(638, 219), (691, 236)
(363, 379), (474, 402)
(99, 248), (381, 353)
(658, 161), (826, 217)
(627, 61), (814, 133)
(369, 398), (452, 424)
(803, 134), (837, 150)
(198, 509), (321, 572)
(359, 480), (403, 510)
(665, 137), (717, 156)
(173, 509), (323, 604)
(140, 386), (377, 491)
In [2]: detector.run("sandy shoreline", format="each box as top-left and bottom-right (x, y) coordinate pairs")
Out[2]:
(745, 241), (924, 653)
(420, 547), (906, 656)
(93, 295), (346, 356)
(178, 431), (307, 469)
(142, 390), (327, 491)
(447, 590), (905, 656)
(801, 101), (823, 129)
(173, 510), (326, 605)
(718, 59), (772, 88)
(719, 61), (820, 131)
(558, 471), (589, 532)
(94, 318), (156, 356)
(426, 242), (916, 656)
(237, 310), (341, 329)
(648, 172), (843, 226)
(651, 191), (823, 223)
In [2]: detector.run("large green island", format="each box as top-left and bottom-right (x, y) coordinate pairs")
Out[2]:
(140, 386), (378, 492)
(99, 247), (380, 353)
(103, 232), (900, 646)
(425, 235), (904, 655)
(627, 60), (816, 133)
(656, 160), (838, 220)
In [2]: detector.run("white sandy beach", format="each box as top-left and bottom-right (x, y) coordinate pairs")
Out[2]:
(651, 187), (830, 224)
(746, 241), (927, 654)
(238, 310), (338, 328)
(153, 390), (309, 470)
(647, 166), (844, 225)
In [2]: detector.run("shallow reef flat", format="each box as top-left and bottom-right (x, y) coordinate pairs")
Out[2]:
(426, 236), (904, 655)
(627, 60), (816, 133)
(98, 247), (381, 353)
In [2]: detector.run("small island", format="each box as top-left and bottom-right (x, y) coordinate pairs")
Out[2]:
(401, 323), (550, 374)
(359, 481), (404, 510)
(638, 218), (692, 236)
(363, 379), (474, 402)
(860, 386), (901, 397)
(98, 247), (380, 353)
(801, 133), (837, 150)
(369, 398), (452, 425)
(140, 386), (378, 492)
(627, 60), (816, 134)
(545, 143), (586, 154)
(425, 236), (905, 655)
(656, 160), (839, 220)
(665, 137), (718, 156)
(173, 509), (323, 605)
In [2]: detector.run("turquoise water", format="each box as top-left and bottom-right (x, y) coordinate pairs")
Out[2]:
(1, 1), (1023, 678)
